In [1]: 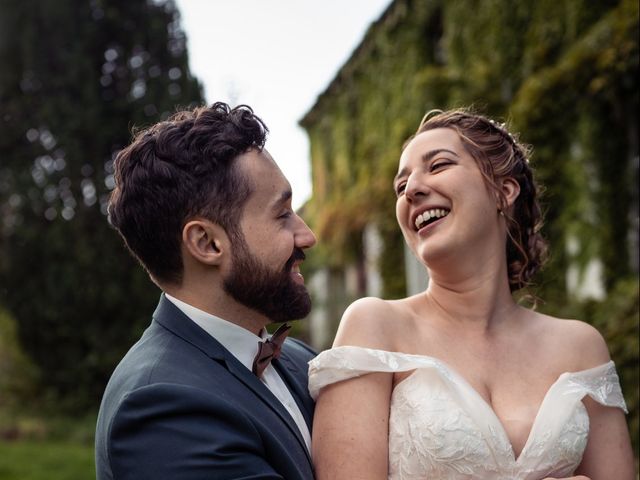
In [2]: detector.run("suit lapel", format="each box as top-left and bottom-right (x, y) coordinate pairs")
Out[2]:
(273, 352), (314, 432)
(224, 357), (312, 462)
(152, 295), (313, 465)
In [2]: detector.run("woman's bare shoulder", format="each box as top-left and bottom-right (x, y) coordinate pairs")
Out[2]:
(333, 296), (414, 350)
(528, 310), (611, 371)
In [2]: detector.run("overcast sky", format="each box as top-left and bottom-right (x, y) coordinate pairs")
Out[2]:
(173, 0), (393, 208)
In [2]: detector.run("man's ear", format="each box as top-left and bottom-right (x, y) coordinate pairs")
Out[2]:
(182, 220), (229, 266)
(500, 177), (521, 210)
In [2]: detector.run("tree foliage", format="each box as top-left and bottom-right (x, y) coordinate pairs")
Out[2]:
(0, 0), (204, 411)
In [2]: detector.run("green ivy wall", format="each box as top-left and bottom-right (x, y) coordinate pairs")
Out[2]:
(301, 0), (639, 455)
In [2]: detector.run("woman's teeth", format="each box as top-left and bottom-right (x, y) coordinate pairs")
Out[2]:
(415, 209), (450, 230)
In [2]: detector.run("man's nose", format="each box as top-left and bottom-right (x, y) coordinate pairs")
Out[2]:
(295, 215), (316, 249)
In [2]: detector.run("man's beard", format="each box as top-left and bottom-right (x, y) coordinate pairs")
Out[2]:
(223, 236), (312, 323)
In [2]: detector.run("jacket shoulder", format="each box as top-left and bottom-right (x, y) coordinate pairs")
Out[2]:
(283, 336), (316, 361)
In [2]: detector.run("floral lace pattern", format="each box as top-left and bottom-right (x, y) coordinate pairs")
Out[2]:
(308, 346), (627, 480)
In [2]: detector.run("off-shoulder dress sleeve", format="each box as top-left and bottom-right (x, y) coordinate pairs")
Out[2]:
(562, 360), (628, 413)
(308, 346), (442, 400)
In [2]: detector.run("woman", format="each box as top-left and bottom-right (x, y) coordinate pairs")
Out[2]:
(308, 109), (634, 480)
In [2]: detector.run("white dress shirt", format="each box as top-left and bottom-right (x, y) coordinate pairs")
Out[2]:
(165, 294), (311, 451)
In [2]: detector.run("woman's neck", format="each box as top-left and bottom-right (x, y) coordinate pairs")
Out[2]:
(424, 258), (518, 333)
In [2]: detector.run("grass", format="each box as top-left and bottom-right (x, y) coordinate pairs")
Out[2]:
(0, 439), (94, 480)
(0, 408), (96, 480)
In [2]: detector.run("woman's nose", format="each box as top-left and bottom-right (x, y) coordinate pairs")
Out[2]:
(404, 174), (429, 202)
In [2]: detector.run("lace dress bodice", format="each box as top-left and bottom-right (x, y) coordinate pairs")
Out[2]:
(308, 346), (627, 480)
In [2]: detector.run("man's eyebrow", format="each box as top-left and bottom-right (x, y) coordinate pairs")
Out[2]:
(394, 148), (459, 183)
(271, 189), (292, 209)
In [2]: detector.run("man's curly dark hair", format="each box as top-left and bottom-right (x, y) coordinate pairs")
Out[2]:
(108, 102), (268, 284)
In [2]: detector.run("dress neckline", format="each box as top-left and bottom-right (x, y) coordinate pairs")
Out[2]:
(333, 346), (612, 464)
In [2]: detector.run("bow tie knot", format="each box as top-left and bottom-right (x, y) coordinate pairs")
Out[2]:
(252, 323), (291, 376)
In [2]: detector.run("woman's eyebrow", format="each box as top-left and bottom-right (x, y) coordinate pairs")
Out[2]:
(394, 148), (459, 182)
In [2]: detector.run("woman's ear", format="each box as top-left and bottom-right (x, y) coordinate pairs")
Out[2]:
(182, 220), (230, 266)
(500, 177), (521, 209)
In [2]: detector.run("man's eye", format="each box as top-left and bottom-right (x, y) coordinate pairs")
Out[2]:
(279, 211), (292, 219)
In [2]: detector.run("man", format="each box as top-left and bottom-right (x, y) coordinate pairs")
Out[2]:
(95, 103), (317, 480)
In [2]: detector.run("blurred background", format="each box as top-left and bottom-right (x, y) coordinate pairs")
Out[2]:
(0, 0), (637, 478)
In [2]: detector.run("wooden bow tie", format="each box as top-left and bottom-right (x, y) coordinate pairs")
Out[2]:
(252, 323), (291, 376)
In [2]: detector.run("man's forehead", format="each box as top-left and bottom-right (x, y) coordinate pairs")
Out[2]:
(238, 149), (291, 203)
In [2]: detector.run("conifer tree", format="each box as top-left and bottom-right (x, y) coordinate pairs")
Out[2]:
(0, 0), (204, 410)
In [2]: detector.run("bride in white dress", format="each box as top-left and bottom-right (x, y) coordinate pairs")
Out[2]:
(308, 109), (634, 480)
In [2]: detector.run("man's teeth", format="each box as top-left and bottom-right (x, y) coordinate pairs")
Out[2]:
(415, 209), (450, 230)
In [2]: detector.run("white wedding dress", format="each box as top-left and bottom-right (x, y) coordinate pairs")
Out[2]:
(308, 346), (627, 480)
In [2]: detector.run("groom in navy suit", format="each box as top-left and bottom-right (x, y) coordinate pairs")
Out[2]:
(95, 102), (317, 480)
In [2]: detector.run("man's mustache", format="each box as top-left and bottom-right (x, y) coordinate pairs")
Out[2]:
(284, 248), (306, 271)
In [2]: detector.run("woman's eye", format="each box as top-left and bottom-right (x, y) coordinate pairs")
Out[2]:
(430, 161), (451, 171)
(395, 183), (406, 196)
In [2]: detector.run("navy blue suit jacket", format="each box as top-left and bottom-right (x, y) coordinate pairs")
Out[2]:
(95, 295), (316, 480)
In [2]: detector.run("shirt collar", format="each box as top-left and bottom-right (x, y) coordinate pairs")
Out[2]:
(164, 293), (267, 371)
